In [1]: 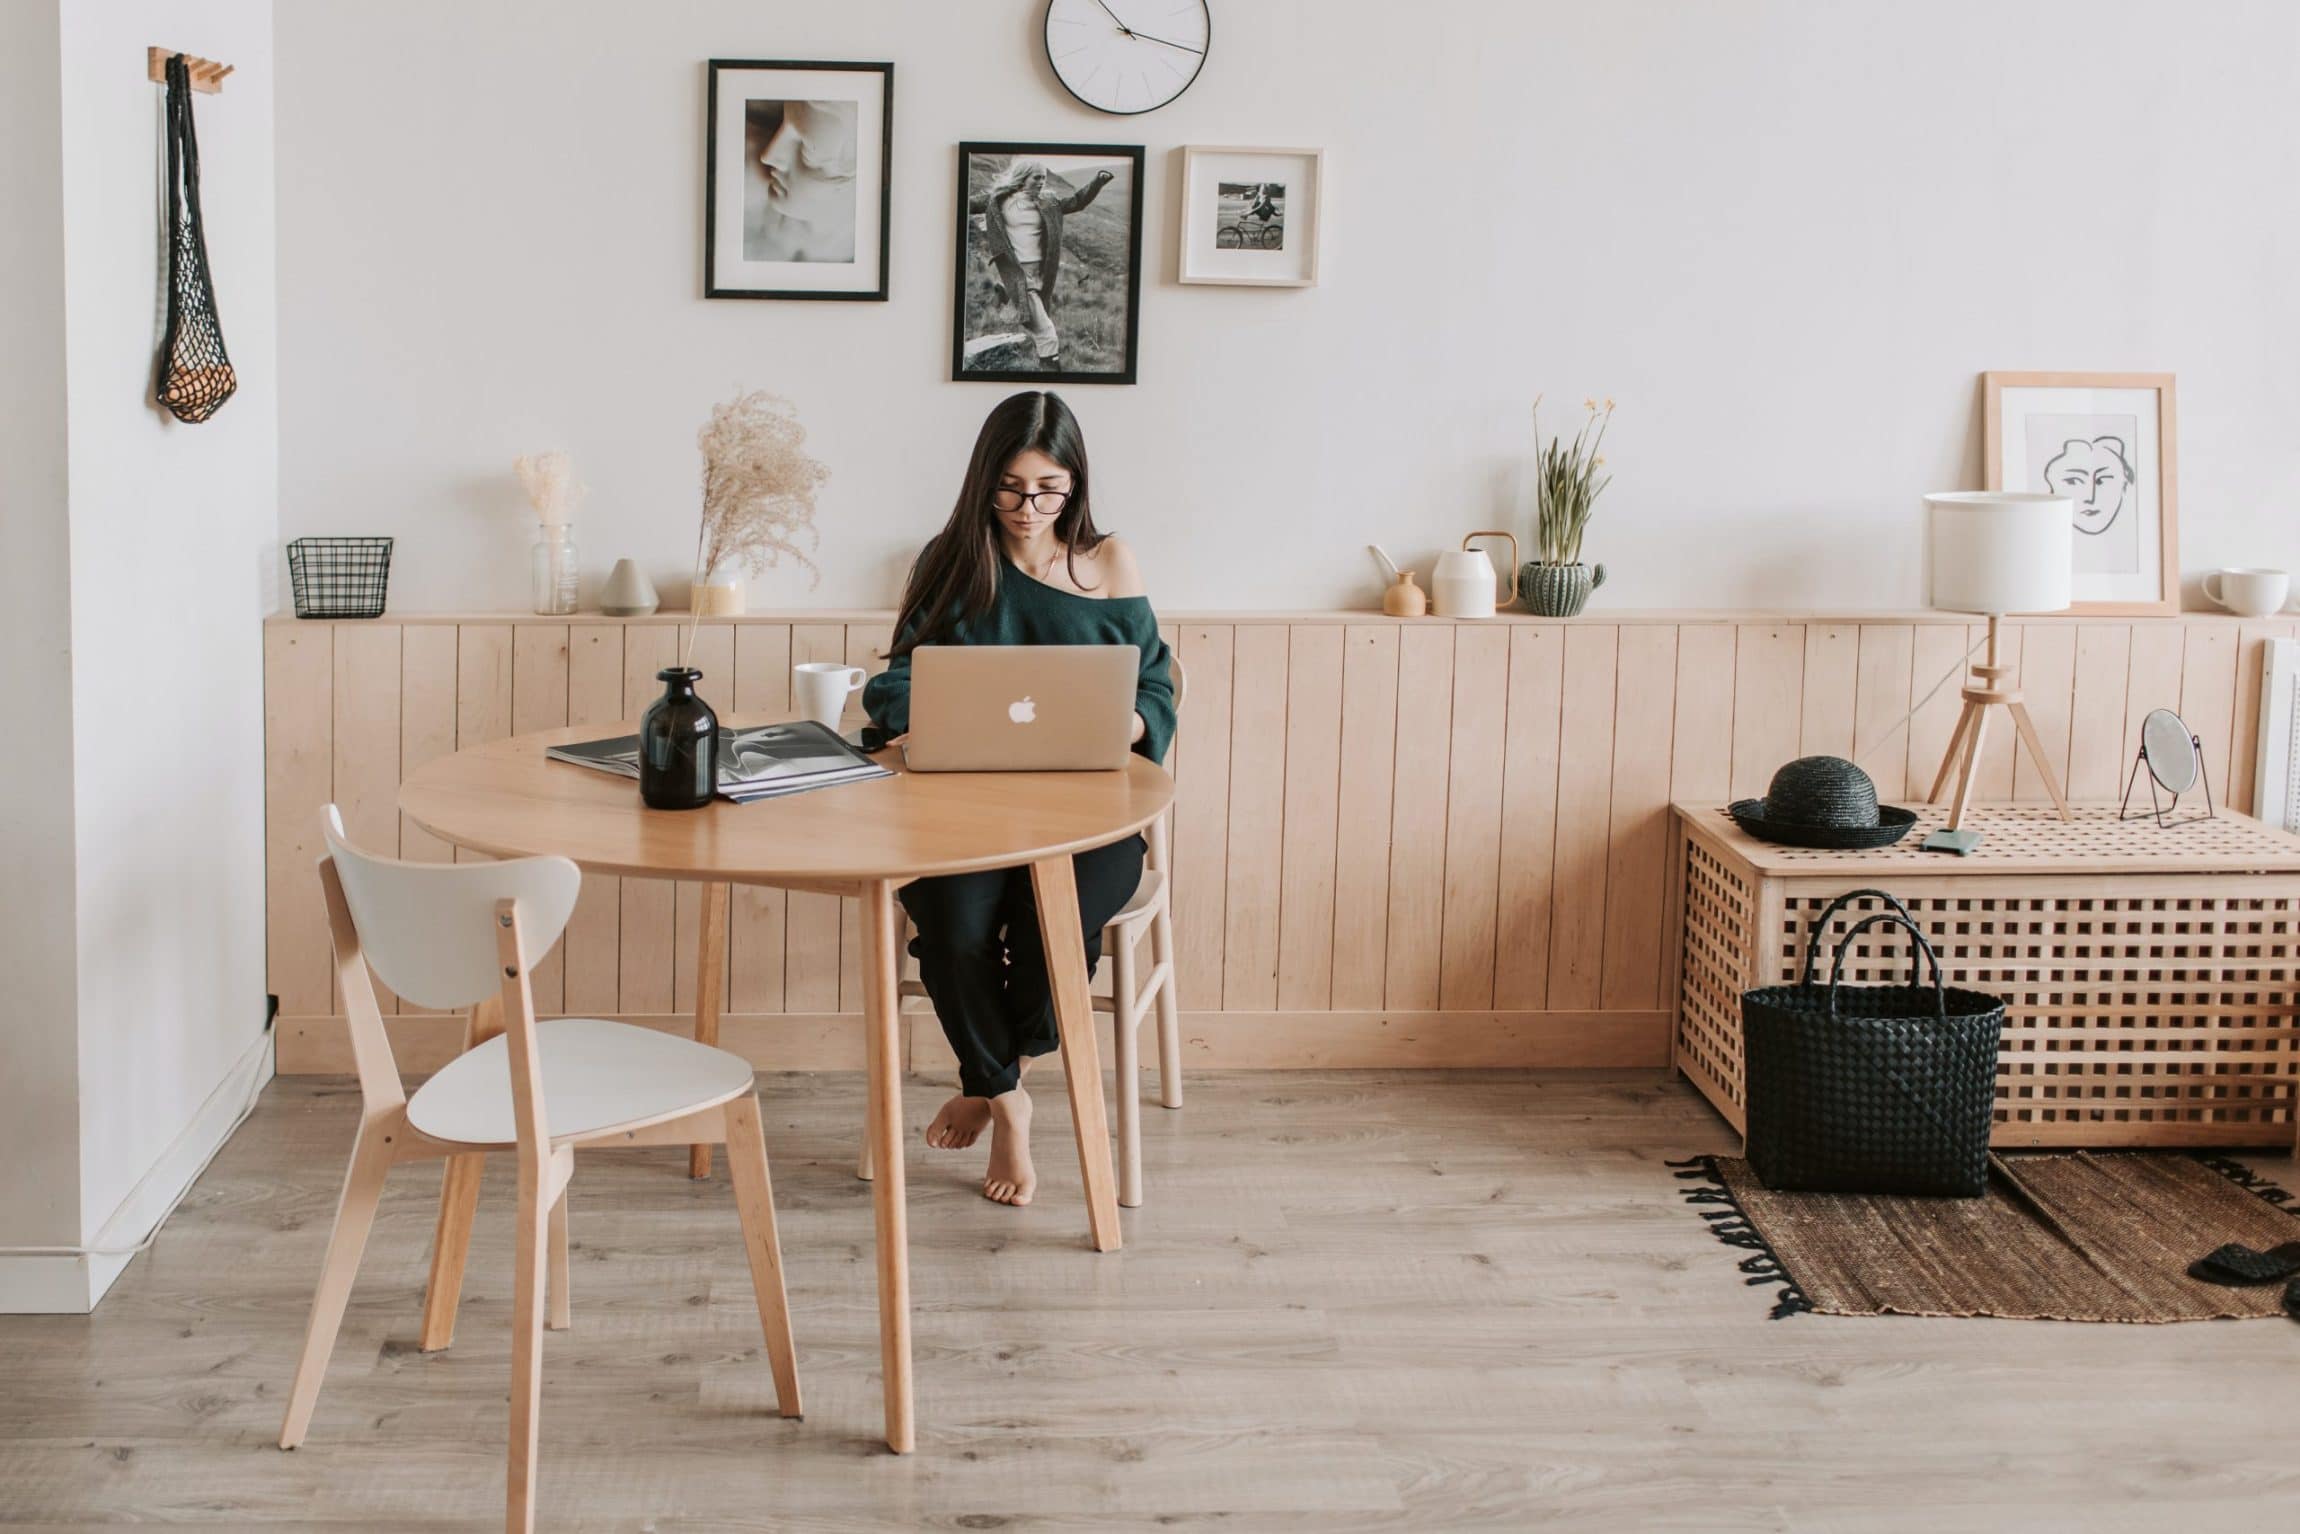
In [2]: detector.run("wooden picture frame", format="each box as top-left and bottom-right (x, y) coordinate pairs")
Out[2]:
(951, 141), (1145, 386)
(703, 60), (893, 301)
(1983, 371), (2179, 615)
(1177, 145), (1324, 287)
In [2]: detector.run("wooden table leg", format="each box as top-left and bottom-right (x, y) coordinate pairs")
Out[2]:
(1029, 855), (1124, 1254)
(420, 994), (502, 1351)
(860, 879), (914, 1454)
(690, 881), (731, 1179)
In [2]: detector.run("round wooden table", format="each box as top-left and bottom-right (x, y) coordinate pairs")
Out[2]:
(400, 720), (1175, 1454)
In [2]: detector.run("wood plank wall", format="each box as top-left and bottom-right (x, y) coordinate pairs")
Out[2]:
(264, 613), (2297, 1075)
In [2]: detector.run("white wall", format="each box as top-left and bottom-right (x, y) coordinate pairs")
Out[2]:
(60, 0), (277, 1285)
(0, 0), (84, 1279)
(277, 0), (2300, 615)
(0, 0), (277, 1311)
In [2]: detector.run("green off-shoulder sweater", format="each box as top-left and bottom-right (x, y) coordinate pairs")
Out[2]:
(862, 560), (1177, 764)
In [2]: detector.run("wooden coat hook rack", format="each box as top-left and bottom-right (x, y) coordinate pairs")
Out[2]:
(147, 48), (234, 93)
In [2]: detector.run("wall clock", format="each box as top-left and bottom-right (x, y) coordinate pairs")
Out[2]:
(1044, 0), (1209, 116)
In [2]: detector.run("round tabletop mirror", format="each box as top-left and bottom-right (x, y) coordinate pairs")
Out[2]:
(2140, 707), (2200, 793)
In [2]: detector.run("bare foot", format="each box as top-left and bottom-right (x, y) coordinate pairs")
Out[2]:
(982, 1089), (1036, 1206)
(926, 1093), (992, 1150)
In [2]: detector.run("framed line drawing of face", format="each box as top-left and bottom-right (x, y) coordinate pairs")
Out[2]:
(1984, 371), (2179, 614)
(1178, 145), (1324, 287)
(704, 60), (892, 300)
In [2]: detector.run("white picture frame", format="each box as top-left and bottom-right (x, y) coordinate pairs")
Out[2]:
(2257, 638), (2300, 834)
(1177, 145), (1323, 288)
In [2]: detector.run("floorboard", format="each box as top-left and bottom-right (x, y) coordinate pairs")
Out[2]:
(3, 1072), (2297, 1531)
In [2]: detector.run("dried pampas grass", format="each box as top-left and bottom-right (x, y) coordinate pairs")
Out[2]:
(514, 450), (584, 527)
(685, 390), (830, 663)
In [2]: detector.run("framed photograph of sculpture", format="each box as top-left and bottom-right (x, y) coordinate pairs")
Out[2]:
(1178, 145), (1324, 287)
(1983, 371), (2179, 614)
(704, 60), (893, 300)
(952, 141), (1144, 384)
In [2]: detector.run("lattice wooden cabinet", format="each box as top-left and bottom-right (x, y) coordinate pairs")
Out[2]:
(1669, 803), (2300, 1149)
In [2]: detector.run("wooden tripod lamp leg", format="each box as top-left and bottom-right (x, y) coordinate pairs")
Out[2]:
(1928, 701), (1979, 803)
(2007, 701), (2073, 820)
(1947, 704), (1991, 831)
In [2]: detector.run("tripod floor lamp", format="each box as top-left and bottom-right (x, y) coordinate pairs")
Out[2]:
(1924, 491), (2076, 831)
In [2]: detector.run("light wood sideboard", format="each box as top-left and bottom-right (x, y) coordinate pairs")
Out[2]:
(264, 609), (2298, 1076)
(1673, 802), (2300, 1148)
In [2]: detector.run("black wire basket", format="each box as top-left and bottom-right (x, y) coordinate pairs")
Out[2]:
(1742, 887), (2007, 1198)
(287, 537), (393, 619)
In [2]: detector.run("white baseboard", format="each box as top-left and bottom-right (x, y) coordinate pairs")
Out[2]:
(0, 1254), (97, 1313)
(0, 1029), (274, 1314)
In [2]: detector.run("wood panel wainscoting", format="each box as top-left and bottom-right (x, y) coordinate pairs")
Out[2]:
(264, 610), (2299, 1077)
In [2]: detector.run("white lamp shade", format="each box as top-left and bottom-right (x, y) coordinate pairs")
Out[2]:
(1925, 492), (2074, 615)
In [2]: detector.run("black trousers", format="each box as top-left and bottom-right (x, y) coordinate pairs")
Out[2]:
(900, 835), (1146, 1098)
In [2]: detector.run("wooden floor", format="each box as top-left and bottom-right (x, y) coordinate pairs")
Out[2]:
(5, 1071), (2299, 1531)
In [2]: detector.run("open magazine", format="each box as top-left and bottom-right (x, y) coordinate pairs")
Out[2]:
(546, 720), (890, 804)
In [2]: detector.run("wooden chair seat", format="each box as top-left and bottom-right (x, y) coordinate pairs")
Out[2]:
(408, 1018), (758, 1149)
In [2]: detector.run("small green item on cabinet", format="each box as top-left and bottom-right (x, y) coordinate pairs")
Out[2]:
(1922, 828), (1983, 855)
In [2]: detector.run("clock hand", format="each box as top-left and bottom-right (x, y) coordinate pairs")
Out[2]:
(1090, 0), (1135, 34)
(1124, 27), (1204, 54)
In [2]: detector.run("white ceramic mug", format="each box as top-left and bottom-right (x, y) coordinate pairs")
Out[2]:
(793, 662), (866, 729)
(2203, 568), (2290, 618)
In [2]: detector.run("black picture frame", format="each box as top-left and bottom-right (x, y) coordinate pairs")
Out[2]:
(704, 59), (893, 301)
(951, 141), (1145, 385)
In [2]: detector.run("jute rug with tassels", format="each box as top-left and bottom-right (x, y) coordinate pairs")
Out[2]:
(1672, 1152), (2300, 1322)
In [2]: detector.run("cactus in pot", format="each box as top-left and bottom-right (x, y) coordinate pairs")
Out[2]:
(1521, 396), (1611, 616)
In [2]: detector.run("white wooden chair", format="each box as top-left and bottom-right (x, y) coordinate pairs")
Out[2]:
(280, 807), (800, 1534)
(862, 657), (1186, 1208)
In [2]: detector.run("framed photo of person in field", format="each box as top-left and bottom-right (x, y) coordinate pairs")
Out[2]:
(952, 142), (1144, 385)
(1179, 146), (1324, 287)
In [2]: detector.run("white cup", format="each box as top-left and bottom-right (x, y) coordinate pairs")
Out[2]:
(793, 662), (866, 729)
(2203, 568), (2290, 618)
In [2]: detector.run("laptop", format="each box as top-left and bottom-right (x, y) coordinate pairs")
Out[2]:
(903, 644), (1138, 771)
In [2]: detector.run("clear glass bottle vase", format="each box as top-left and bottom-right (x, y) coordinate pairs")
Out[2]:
(531, 525), (578, 614)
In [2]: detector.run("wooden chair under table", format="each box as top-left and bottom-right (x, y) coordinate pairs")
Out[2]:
(279, 807), (801, 1534)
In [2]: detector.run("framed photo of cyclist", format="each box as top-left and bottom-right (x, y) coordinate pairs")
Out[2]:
(952, 141), (1146, 385)
(1178, 146), (1324, 288)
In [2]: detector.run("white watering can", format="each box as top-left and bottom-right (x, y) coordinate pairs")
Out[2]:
(1430, 531), (1518, 618)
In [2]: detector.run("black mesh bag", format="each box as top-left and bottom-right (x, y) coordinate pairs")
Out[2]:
(156, 53), (236, 424)
(1742, 888), (2007, 1198)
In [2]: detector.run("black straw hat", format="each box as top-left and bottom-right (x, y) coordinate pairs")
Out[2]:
(1730, 756), (1917, 849)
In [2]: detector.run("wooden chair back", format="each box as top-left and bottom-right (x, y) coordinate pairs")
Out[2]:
(318, 805), (580, 1146)
(1163, 652), (1186, 771)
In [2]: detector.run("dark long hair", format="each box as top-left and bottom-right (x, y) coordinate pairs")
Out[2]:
(888, 391), (1108, 657)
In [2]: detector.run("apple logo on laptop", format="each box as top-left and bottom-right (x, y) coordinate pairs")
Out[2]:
(1008, 696), (1036, 725)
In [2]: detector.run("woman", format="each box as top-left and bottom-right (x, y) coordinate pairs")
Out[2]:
(863, 391), (1175, 1206)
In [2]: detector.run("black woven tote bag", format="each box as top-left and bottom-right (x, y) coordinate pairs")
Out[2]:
(1742, 888), (2007, 1198)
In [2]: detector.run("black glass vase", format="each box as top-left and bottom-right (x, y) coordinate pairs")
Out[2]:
(638, 667), (719, 811)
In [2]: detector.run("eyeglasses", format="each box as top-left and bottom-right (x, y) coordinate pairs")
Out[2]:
(990, 487), (1071, 514)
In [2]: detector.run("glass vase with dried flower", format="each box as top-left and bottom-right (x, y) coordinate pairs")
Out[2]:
(515, 450), (584, 614)
(1519, 397), (1613, 617)
(683, 389), (829, 638)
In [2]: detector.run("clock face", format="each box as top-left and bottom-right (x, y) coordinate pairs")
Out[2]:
(1044, 0), (1209, 116)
